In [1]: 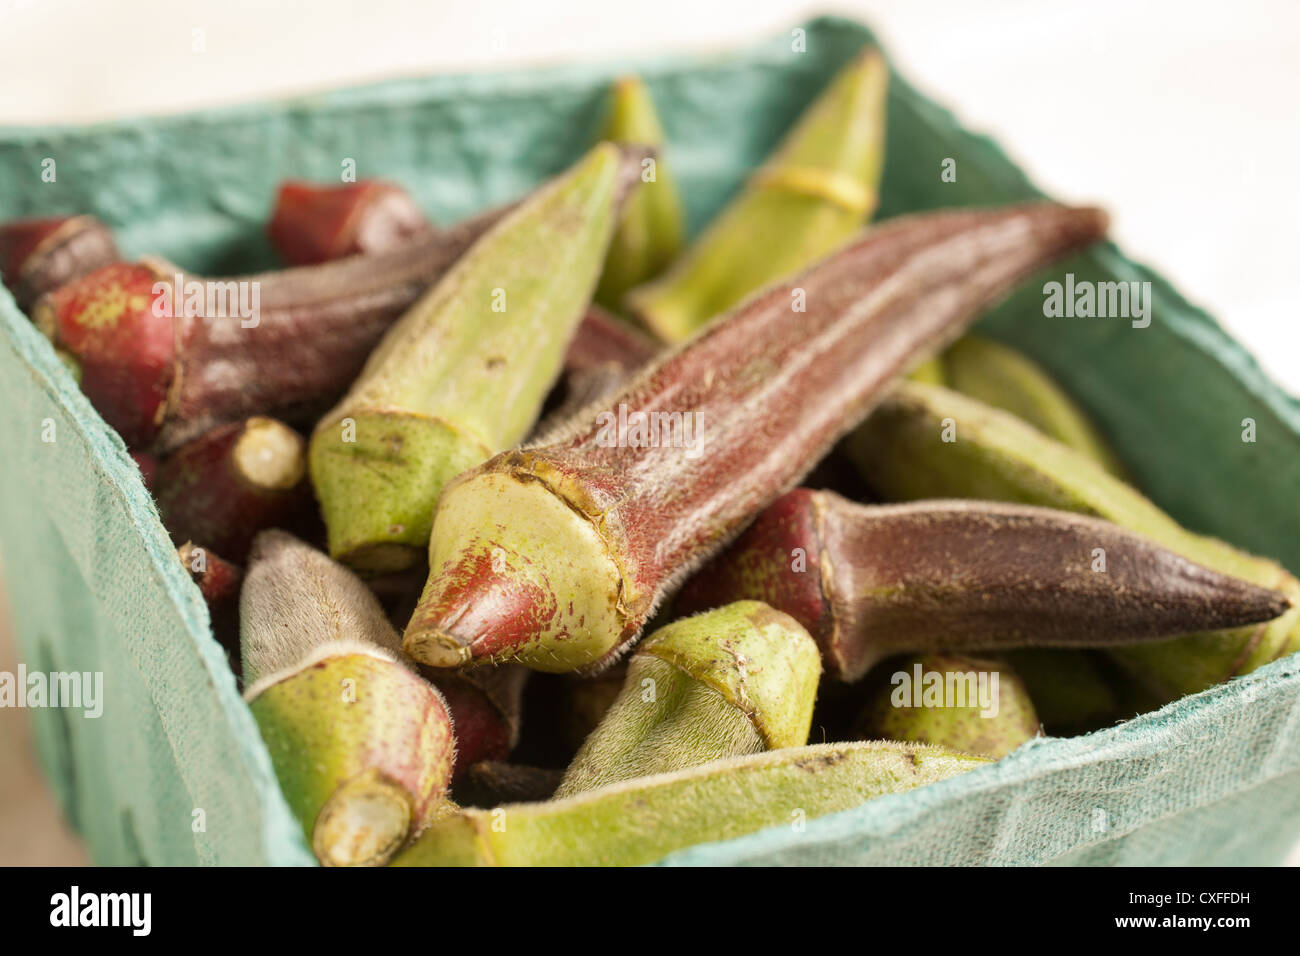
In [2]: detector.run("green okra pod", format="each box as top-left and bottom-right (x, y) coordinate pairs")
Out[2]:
(674, 489), (1288, 682)
(846, 382), (1300, 699)
(594, 76), (685, 312)
(556, 601), (820, 797)
(625, 48), (889, 342)
(391, 741), (988, 866)
(853, 653), (1041, 759)
(942, 334), (1126, 476)
(240, 531), (455, 866)
(309, 143), (648, 574)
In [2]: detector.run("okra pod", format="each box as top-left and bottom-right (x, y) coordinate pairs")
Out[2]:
(391, 741), (987, 866)
(846, 382), (1300, 698)
(594, 76), (685, 311)
(32, 203), (508, 450)
(177, 539), (242, 666)
(177, 540), (242, 609)
(426, 665), (528, 780)
(263, 176), (658, 380)
(154, 416), (309, 563)
(240, 531), (454, 866)
(403, 201), (1109, 672)
(942, 334), (1126, 476)
(674, 490), (1289, 682)
(309, 143), (648, 573)
(625, 49), (888, 342)
(555, 601), (820, 796)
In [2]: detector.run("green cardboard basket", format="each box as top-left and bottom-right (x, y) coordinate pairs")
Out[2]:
(1, 16), (1298, 866)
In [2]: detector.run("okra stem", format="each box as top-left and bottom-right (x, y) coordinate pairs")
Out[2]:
(154, 416), (309, 563)
(267, 179), (435, 266)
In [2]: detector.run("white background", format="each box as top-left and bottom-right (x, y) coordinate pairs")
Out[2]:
(1, 0), (1297, 394)
(0, 0), (1296, 866)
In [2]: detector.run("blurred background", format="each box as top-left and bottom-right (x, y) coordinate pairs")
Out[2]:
(1, 0), (1296, 865)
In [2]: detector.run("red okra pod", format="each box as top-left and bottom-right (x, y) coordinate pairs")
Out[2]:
(402, 202), (1110, 672)
(154, 416), (309, 563)
(0, 215), (120, 312)
(267, 179), (435, 266)
(674, 490), (1291, 682)
(32, 204), (508, 450)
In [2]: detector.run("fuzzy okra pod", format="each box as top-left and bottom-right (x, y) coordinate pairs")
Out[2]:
(942, 334), (1126, 476)
(625, 48), (888, 342)
(392, 741), (987, 866)
(928, 341), (1130, 722)
(853, 653), (1040, 759)
(263, 174), (659, 382)
(309, 143), (647, 574)
(154, 416), (309, 563)
(0, 215), (120, 312)
(593, 76), (685, 311)
(402, 201), (1109, 672)
(847, 382), (1300, 698)
(556, 601), (820, 796)
(673, 490), (1287, 682)
(32, 203), (508, 450)
(267, 179), (435, 266)
(240, 531), (455, 866)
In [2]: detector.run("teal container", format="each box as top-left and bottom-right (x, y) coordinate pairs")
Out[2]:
(1, 17), (1297, 866)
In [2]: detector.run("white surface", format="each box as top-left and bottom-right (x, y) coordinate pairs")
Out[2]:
(1, 0), (1297, 394)
(1, 0), (1297, 866)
